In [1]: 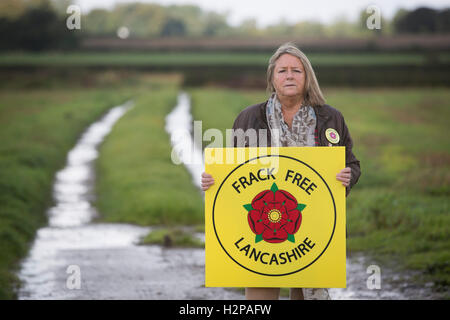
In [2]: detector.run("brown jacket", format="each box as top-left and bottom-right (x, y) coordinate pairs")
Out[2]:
(231, 101), (361, 195)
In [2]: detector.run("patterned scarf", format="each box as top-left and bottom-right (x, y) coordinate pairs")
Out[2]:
(266, 93), (317, 147)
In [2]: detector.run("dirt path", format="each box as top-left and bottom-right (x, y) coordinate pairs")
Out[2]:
(19, 221), (432, 300)
(19, 223), (243, 299)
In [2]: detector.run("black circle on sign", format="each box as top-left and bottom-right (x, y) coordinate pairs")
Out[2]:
(211, 154), (337, 276)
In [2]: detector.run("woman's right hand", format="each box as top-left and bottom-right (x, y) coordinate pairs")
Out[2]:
(201, 172), (215, 191)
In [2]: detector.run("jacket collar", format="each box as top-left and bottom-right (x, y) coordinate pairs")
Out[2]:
(313, 105), (331, 123)
(258, 101), (269, 128)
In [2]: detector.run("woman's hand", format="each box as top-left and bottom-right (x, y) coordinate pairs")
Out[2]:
(201, 172), (215, 191)
(336, 167), (351, 187)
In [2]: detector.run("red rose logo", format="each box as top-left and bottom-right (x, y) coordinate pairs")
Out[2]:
(243, 183), (306, 244)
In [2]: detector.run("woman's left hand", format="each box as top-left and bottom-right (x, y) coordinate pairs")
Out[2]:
(336, 167), (352, 187)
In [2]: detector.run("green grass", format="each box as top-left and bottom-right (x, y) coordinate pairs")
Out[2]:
(0, 87), (135, 299)
(95, 88), (204, 226)
(140, 227), (204, 248)
(0, 52), (448, 67)
(189, 87), (450, 293)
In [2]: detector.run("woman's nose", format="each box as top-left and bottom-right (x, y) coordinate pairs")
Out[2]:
(286, 70), (294, 79)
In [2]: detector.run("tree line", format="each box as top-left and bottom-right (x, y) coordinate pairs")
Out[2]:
(0, 0), (449, 51)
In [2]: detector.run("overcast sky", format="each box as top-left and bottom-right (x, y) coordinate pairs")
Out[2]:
(74, 0), (450, 27)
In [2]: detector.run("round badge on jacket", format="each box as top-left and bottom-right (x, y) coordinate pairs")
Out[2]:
(325, 128), (340, 144)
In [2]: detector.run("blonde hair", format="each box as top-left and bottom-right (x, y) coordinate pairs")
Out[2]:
(267, 42), (325, 107)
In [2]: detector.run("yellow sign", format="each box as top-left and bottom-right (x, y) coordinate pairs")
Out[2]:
(205, 147), (346, 288)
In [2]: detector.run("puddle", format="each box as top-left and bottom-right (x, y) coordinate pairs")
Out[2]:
(165, 92), (204, 189)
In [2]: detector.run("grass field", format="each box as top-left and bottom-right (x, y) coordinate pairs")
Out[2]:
(95, 88), (204, 226)
(189, 87), (450, 292)
(1, 52), (449, 67)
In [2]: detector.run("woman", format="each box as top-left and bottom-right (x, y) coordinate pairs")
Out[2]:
(201, 43), (361, 300)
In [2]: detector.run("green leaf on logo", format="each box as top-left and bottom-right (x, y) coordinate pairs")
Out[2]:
(270, 183), (278, 193)
(287, 234), (295, 243)
(297, 203), (306, 211)
(255, 234), (263, 243)
(243, 204), (253, 212)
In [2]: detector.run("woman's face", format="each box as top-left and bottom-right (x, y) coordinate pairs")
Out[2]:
(272, 53), (306, 100)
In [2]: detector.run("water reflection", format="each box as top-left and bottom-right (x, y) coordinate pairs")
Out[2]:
(165, 92), (204, 189)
